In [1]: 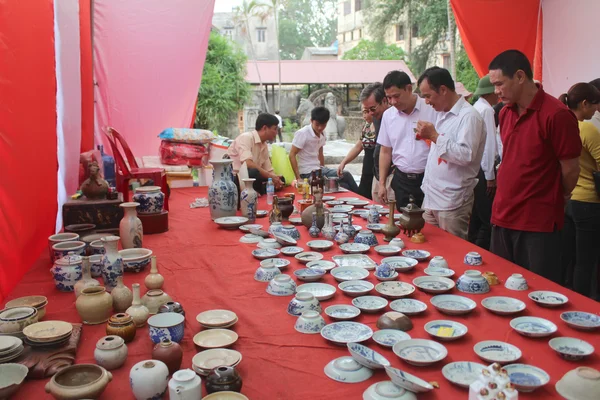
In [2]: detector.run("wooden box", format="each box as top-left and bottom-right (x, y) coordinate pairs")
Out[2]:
(62, 194), (124, 230)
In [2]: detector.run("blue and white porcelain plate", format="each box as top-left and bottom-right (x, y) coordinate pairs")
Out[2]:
(374, 245), (401, 256)
(375, 282), (416, 299)
(321, 322), (373, 345)
(295, 251), (323, 264)
(510, 316), (557, 337)
(424, 320), (468, 341)
(367, 224), (386, 233)
(560, 311), (600, 330)
(293, 268), (326, 282)
(307, 240), (334, 251)
(380, 256), (418, 271)
(481, 296), (526, 315)
(214, 216), (249, 229)
(528, 290), (569, 307)
(430, 294), (476, 315)
(384, 366), (434, 393)
(474, 340), (522, 364)
(347, 342), (390, 369)
(413, 276), (455, 294)
(251, 248), (280, 260)
(549, 336), (595, 361)
(239, 223), (262, 232)
(332, 254), (377, 270)
(423, 267), (455, 277)
(306, 260), (336, 271)
(260, 258), (290, 269)
(339, 243), (370, 254)
(442, 361), (486, 388)
(324, 356), (373, 383)
(392, 339), (448, 366)
(280, 246), (304, 256)
(338, 280), (374, 296)
(325, 305), (361, 320)
(373, 329), (411, 348)
(352, 296), (388, 313)
(389, 299), (427, 315)
(331, 266), (370, 282)
(504, 364), (550, 392)
(331, 205), (354, 213)
(296, 283), (337, 301)
(401, 249), (431, 261)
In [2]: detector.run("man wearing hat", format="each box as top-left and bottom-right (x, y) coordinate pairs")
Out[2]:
(468, 75), (499, 250)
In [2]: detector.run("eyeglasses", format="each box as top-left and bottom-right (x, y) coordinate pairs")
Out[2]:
(362, 103), (381, 114)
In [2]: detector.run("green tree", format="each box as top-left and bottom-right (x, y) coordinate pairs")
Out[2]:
(456, 48), (480, 94)
(195, 32), (250, 133)
(342, 40), (407, 61)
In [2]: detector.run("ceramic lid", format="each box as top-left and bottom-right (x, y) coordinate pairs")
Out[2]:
(135, 186), (162, 193)
(96, 335), (124, 350)
(108, 313), (134, 325)
(55, 252), (83, 266)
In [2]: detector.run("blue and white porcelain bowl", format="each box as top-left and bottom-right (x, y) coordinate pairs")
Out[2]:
(375, 263), (396, 278)
(52, 241), (86, 261)
(324, 356), (373, 383)
(148, 312), (185, 343)
(456, 270), (490, 294)
(89, 240), (105, 255)
(293, 268), (325, 282)
(548, 337), (595, 361)
(510, 316), (557, 338)
(50, 252), (83, 292)
(119, 248), (152, 273)
(254, 265), (281, 282)
(504, 363), (550, 392)
(294, 310), (326, 334)
(260, 258), (290, 269)
(380, 256), (418, 272)
(401, 249), (430, 261)
(280, 225), (300, 240)
(287, 292), (322, 316)
(133, 186), (165, 214)
(266, 274), (296, 296)
(428, 256), (449, 269)
(268, 222), (284, 236)
(353, 230), (378, 247)
(560, 311), (600, 331)
(464, 251), (483, 266)
(505, 273), (528, 291)
(347, 342), (391, 369)
(325, 305), (361, 320)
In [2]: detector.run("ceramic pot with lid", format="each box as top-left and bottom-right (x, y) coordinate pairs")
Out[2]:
(142, 289), (173, 314)
(94, 335), (128, 370)
(45, 364), (112, 400)
(75, 286), (113, 325)
(106, 313), (136, 343)
(152, 338), (183, 375)
(130, 360), (169, 400)
(206, 366), (243, 394)
(51, 252), (83, 292)
(168, 369), (202, 400)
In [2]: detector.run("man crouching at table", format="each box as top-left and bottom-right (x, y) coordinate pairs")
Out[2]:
(227, 113), (285, 195)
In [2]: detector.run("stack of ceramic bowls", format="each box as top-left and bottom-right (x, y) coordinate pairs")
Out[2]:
(191, 348), (242, 376)
(196, 310), (239, 329)
(0, 307), (39, 338)
(22, 320), (73, 348)
(0, 336), (25, 362)
(5, 296), (48, 320)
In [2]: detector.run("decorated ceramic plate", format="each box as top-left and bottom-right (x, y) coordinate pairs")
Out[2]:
(331, 266), (370, 282)
(424, 320), (468, 341)
(332, 254), (377, 270)
(347, 342), (390, 369)
(214, 216), (249, 229)
(372, 329), (411, 348)
(321, 322), (373, 345)
(322, 196), (336, 201)
(374, 245), (401, 256)
(374, 271), (399, 282)
(389, 299), (428, 316)
(510, 316), (557, 337)
(325, 304), (361, 320)
(306, 260), (336, 271)
(256, 239), (281, 249)
(560, 311), (600, 331)
(384, 366), (434, 393)
(503, 364), (550, 392)
(392, 339), (448, 366)
(548, 337), (595, 360)
(324, 356), (373, 383)
(339, 243), (370, 254)
(192, 348), (242, 371)
(326, 200), (345, 206)
(273, 233), (297, 246)
(331, 205), (354, 213)
(306, 240), (334, 251)
(481, 296), (526, 315)
(442, 361), (486, 388)
(340, 197), (360, 202)
(367, 223), (386, 233)
(346, 200), (370, 207)
(351, 210), (369, 218)
(474, 340), (522, 364)
(239, 224), (262, 233)
(338, 280), (374, 297)
(260, 258), (290, 269)
(296, 283), (337, 300)
(402, 249), (431, 261)
(430, 295), (476, 315)
(413, 276), (455, 294)
(375, 282), (416, 299)
(251, 248), (280, 260)
(293, 268), (326, 282)
(239, 234), (263, 244)
(196, 310), (238, 328)
(352, 296), (388, 313)
(380, 256), (418, 272)
(528, 290), (569, 307)
(294, 251), (324, 264)
(193, 329), (238, 349)
(423, 267), (455, 278)
(22, 321), (72, 342)
(280, 246), (304, 256)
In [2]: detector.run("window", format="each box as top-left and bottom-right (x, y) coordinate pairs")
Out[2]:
(412, 24), (419, 38)
(443, 54), (450, 70)
(358, 29), (362, 39)
(344, 1), (351, 15)
(223, 28), (234, 40)
(396, 24), (404, 41)
(350, 30), (354, 41)
(355, 0), (362, 11)
(257, 28), (266, 43)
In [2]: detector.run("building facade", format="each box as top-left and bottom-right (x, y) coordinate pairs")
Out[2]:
(212, 12), (279, 61)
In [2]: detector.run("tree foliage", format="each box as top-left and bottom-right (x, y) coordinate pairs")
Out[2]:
(195, 32), (250, 133)
(342, 40), (407, 61)
(456, 48), (480, 94)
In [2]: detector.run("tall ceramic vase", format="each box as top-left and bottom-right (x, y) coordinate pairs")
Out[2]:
(101, 236), (123, 292)
(208, 159), (238, 220)
(120, 202), (143, 249)
(382, 200), (401, 242)
(240, 178), (258, 222)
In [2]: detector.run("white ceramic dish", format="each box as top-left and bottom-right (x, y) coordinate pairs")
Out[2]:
(473, 340), (522, 364)
(192, 329), (238, 348)
(306, 260), (336, 271)
(413, 276), (455, 294)
(214, 216), (249, 229)
(504, 363), (550, 392)
(251, 248), (280, 260)
(288, 216), (302, 225)
(339, 243), (370, 254)
(306, 240), (334, 251)
(560, 311), (600, 331)
(374, 271), (399, 282)
(325, 305), (361, 320)
(510, 316), (557, 338)
(332, 254), (377, 270)
(368, 224), (387, 233)
(380, 256), (418, 272)
(374, 245), (401, 256)
(260, 258), (290, 269)
(239, 234), (263, 244)
(280, 246), (304, 256)
(423, 267), (455, 278)
(372, 329), (411, 348)
(424, 320), (468, 341)
(196, 310), (237, 328)
(481, 296), (526, 315)
(346, 200), (369, 207)
(362, 381), (417, 400)
(296, 283), (337, 301)
(401, 249), (430, 261)
(347, 342), (391, 369)
(295, 251), (323, 264)
(528, 290), (569, 307)
(389, 299), (427, 316)
(331, 266), (370, 282)
(273, 233), (297, 247)
(375, 282), (416, 299)
(324, 356), (373, 383)
(352, 296), (388, 313)
(293, 268), (326, 282)
(257, 238), (281, 249)
(321, 322), (373, 345)
(322, 196), (336, 201)
(239, 224), (262, 232)
(265, 274), (296, 296)
(331, 205), (354, 213)
(392, 339), (448, 366)
(555, 367), (600, 400)
(338, 280), (374, 297)
(442, 361), (486, 388)
(384, 365), (434, 393)
(192, 348), (242, 372)
(430, 294), (476, 315)
(549, 337), (594, 361)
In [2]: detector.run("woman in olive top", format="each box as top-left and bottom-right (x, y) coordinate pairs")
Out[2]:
(559, 82), (600, 297)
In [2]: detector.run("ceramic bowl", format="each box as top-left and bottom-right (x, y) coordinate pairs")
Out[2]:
(401, 249), (430, 261)
(339, 243), (371, 254)
(354, 230), (379, 247)
(0, 363), (28, 399)
(5, 296), (48, 321)
(0, 307), (38, 334)
(375, 263), (396, 278)
(257, 238), (281, 249)
(214, 216), (248, 229)
(363, 381), (417, 400)
(389, 299), (427, 316)
(325, 305), (361, 320)
(352, 296), (388, 313)
(389, 238), (405, 249)
(147, 312), (185, 343)
(505, 273), (528, 291)
(473, 340), (522, 364)
(384, 366), (434, 393)
(324, 356), (373, 383)
(331, 266), (369, 282)
(556, 367), (600, 400)
(528, 290), (569, 307)
(89, 240), (105, 255)
(52, 240), (86, 260)
(294, 310), (326, 334)
(279, 246), (304, 256)
(504, 363), (550, 392)
(374, 245), (401, 256)
(347, 342), (391, 369)
(239, 234), (263, 244)
(372, 329), (411, 348)
(464, 251), (483, 266)
(252, 248), (280, 260)
(456, 270), (490, 294)
(380, 257), (418, 272)
(287, 292), (322, 316)
(280, 225), (301, 240)
(560, 311), (600, 331)
(428, 256), (449, 269)
(266, 274), (296, 296)
(293, 268), (326, 282)
(296, 283), (337, 301)
(413, 276), (455, 294)
(254, 265), (281, 282)
(203, 392), (249, 400)
(196, 310), (238, 328)
(193, 329), (238, 349)
(374, 271), (399, 282)
(306, 260), (336, 271)
(392, 339), (448, 366)
(442, 361), (486, 388)
(45, 364), (111, 400)
(306, 240), (334, 251)
(239, 223), (262, 233)
(367, 224), (386, 233)
(273, 233), (297, 247)
(481, 296), (526, 315)
(510, 316), (557, 338)
(192, 348), (242, 374)
(321, 322), (373, 345)
(260, 258), (290, 269)
(338, 280), (374, 297)
(295, 251), (323, 264)
(424, 320), (468, 341)
(119, 248), (152, 273)
(48, 233), (80, 261)
(375, 282), (416, 299)
(549, 337), (595, 361)
(423, 266), (455, 278)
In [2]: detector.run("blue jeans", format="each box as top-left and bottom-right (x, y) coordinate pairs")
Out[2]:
(300, 167), (360, 194)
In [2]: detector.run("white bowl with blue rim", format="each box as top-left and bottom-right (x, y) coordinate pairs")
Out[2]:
(528, 290), (569, 308)
(280, 246), (304, 256)
(296, 283), (336, 301)
(338, 280), (374, 297)
(254, 264), (281, 282)
(374, 263), (396, 279)
(119, 248), (152, 273)
(384, 365), (434, 393)
(347, 342), (391, 369)
(325, 304), (361, 321)
(52, 241), (86, 261)
(339, 243), (370, 254)
(324, 356), (373, 383)
(266, 274), (296, 296)
(294, 310), (326, 334)
(423, 266), (455, 278)
(148, 312), (185, 343)
(424, 320), (468, 341)
(456, 270), (490, 294)
(474, 340), (522, 364)
(352, 296), (388, 313)
(481, 296), (526, 315)
(373, 329), (411, 348)
(413, 276), (455, 294)
(504, 363), (550, 392)
(510, 316), (557, 338)
(548, 337), (595, 361)
(287, 292), (322, 317)
(354, 230), (379, 247)
(560, 311), (600, 331)
(374, 245), (401, 256)
(260, 258), (290, 269)
(306, 259), (336, 271)
(380, 256), (418, 272)
(321, 321), (373, 345)
(442, 361), (486, 388)
(401, 249), (430, 261)
(464, 251), (483, 266)
(252, 248), (280, 260)
(389, 299), (427, 316)
(393, 339), (448, 366)
(363, 381), (417, 400)
(430, 294), (476, 315)
(331, 266), (369, 282)
(293, 268), (325, 282)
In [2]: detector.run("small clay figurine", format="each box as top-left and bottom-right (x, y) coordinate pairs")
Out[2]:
(81, 161), (109, 199)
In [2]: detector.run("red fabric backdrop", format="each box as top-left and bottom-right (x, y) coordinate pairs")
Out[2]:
(79, 0), (95, 152)
(0, 0), (58, 302)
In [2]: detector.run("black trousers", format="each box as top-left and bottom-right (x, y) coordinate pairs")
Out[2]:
(391, 169), (424, 210)
(468, 169), (493, 250)
(490, 225), (562, 284)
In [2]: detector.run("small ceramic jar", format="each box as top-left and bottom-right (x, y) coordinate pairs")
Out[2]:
(169, 369), (202, 400)
(51, 240), (86, 262)
(287, 292), (322, 317)
(45, 364), (112, 400)
(142, 289), (173, 314)
(354, 229), (378, 247)
(158, 301), (185, 316)
(152, 338), (183, 375)
(0, 306), (38, 334)
(106, 313), (137, 343)
(75, 286), (113, 325)
(464, 251), (483, 266)
(48, 233), (79, 262)
(94, 335), (128, 370)
(375, 263), (395, 279)
(130, 360), (169, 400)
(133, 186), (165, 214)
(51, 252), (83, 292)
(429, 256), (449, 269)
(205, 366), (243, 394)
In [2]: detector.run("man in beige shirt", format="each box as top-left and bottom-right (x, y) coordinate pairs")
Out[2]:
(228, 113), (284, 194)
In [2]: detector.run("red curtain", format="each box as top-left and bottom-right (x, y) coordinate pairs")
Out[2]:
(0, 0), (58, 301)
(451, 0), (541, 77)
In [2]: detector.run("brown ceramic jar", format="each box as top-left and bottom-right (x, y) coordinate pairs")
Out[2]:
(106, 313), (136, 343)
(151, 338), (183, 375)
(206, 366), (243, 394)
(75, 286), (113, 325)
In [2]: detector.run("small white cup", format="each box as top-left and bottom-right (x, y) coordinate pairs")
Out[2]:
(505, 273), (528, 291)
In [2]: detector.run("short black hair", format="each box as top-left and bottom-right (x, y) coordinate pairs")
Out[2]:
(383, 71), (411, 91)
(488, 49), (533, 80)
(311, 106), (330, 124)
(417, 67), (455, 92)
(255, 113), (279, 131)
(589, 78), (600, 92)
(360, 82), (385, 103)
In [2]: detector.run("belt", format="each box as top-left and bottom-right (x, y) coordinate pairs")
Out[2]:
(394, 169), (424, 180)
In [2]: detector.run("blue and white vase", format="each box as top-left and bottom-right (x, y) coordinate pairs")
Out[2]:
(367, 207), (380, 224)
(50, 252), (83, 292)
(119, 202), (143, 249)
(335, 221), (350, 245)
(240, 178), (258, 223)
(208, 159), (238, 220)
(321, 213), (335, 240)
(133, 186), (165, 215)
(101, 236), (123, 292)
(343, 214), (357, 238)
(309, 212), (320, 238)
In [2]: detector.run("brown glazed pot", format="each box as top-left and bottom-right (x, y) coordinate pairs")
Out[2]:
(206, 366), (243, 394)
(75, 286), (113, 325)
(152, 338), (183, 375)
(277, 197), (294, 220)
(106, 313), (136, 343)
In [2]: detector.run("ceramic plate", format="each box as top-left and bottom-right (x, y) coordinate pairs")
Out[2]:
(352, 210), (369, 218)
(321, 322), (373, 345)
(365, 204), (384, 210)
(339, 243), (370, 254)
(322, 196), (336, 201)
(560, 311), (600, 331)
(193, 329), (238, 348)
(401, 249), (431, 261)
(325, 305), (361, 320)
(510, 316), (557, 337)
(474, 340), (522, 364)
(295, 251), (323, 264)
(200, 318), (239, 330)
(196, 310), (238, 327)
(274, 233), (297, 246)
(413, 276), (455, 294)
(239, 234), (263, 244)
(380, 256), (418, 272)
(324, 356), (373, 383)
(504, 364), (550, 392)
(528, 290), (569, 307)
(288, 217), (302, 225)
(548, 337), (595, 360)
(22, 321), (72, 342)
(430, 295), (476, 315)
(0, 346), (24, 363)
(338, 280), (374, 297)
(214, 216), (249, 229)
(0, 336), (22, 355)
(331, 266), (370, 282)
(424, 320), (468, 341)
(192, 348), (242, 371)
(347, 342), (390, 369)
(442, 361), (486, 388)
(482, 296), (526, 315)
(280, 246), (304, 256)
(239, 224), (262, 232)
(256, 210), (268, 218)
(363, 381), (417, 400)
(296, 283), (337, 301)
(373, 330), (411, 348)
(307, 240), (334, 251)
(5, 296), (47, 309)
(252, 248), (280, 260)
(341, 197), (360, 202)
(306, 260), (336, 271)
(293, 268), (326, 282)
(423, 267), (455, 278)
(202, 392), (249, 400)
(260, 258), (290, 269)
(374, 271), (399, 282)
(326, 200), (345, 206)
(375, 282), (416, 299)
(331, 205), (354, 213)
(393, 339), (448, 367)
(332, 254), (377, 270)
(346, 200), (369, 207)
(384, 366), (434, 393)
(367, 224), (386, 233)
(352, 296), (388, 313)
(374, 245), (401, 256)
(389, 299), (427, 316)
(256, 238), (281, 249)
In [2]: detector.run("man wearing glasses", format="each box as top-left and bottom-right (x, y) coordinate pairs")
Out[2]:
(377, 70), (438, 209)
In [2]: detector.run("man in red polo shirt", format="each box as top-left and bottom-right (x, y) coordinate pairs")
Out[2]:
(488, 50), (582, 283)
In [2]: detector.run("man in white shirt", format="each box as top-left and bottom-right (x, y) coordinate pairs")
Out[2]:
(377, 70), (438, 209)
(289, 107), (360, 193)
(589, 79), (600, 132)
(469, 75), (499, 249)
(416, 67), (485, 240)
(275, 110), (283, 142)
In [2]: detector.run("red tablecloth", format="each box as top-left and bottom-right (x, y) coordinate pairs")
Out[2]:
(7, 187), (600, 399)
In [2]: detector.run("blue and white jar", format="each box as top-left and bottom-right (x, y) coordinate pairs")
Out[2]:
(354, 229), (378, 247)
(101, 236), (123, 292)
(133, 186), (165, 215)
(208, 159), (238, 220)
(130, 359), (169, 400)
(50, 252), (83, 292)
(334, 221), (350, 245)
(309, 212), (320, 238)
(240, 178), (258, 223)
(281, 225), (301, 240)
(147, 312), (185, 343)
(367, 207), (380, 224)
(343, 215), (357, 238)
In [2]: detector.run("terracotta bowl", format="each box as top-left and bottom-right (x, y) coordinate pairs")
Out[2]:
(0, 363), (28, 399)
(45, 364), (112, 400)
